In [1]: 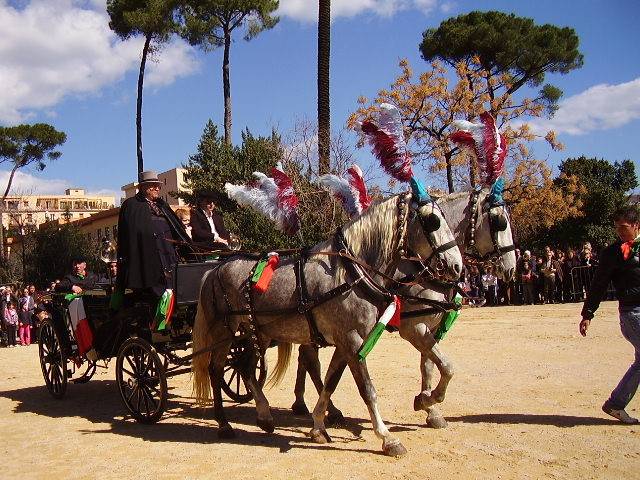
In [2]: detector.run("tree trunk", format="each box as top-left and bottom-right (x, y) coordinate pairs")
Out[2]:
(445, 152), (455, 193)
(317, 0), (331, 175)
(223, 27), (232, 146)
(137, 34), (152, 174)
(0, 163), (20, 262)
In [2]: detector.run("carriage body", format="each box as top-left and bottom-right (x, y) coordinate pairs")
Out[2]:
(38, 260), (266, 423)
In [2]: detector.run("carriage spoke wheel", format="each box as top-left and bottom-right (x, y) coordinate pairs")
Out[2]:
(221, 338), (267, 404)
(116, 337), (167, 424)
(38, 318), (68, 399)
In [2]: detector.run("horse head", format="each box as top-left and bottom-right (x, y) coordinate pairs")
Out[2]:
(466, 179), (516, 281)
(403, 179), (463, 282)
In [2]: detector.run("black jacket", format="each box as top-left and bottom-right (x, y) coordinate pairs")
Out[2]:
(582, 241), (640, 319)
(116, 193), (192, 292)
(55, 272), (99, 292)
(190, 208), (230, 250)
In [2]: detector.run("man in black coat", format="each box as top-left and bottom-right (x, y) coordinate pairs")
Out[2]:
(190, 190), (231, 250)
(55, 257), (99, 293)
(116, 171), (192, 297)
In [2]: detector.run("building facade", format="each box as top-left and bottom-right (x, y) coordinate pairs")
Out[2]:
(1, 188), (116, 232)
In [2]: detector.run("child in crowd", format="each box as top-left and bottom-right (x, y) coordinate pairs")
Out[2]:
(3, 301), (19, 347)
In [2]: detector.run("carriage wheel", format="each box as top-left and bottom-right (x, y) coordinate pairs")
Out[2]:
(72, 361), (96, 384)
(221, 338), (267, 404)
(38, 318), (68, 399)
(116, 337), (167, 424)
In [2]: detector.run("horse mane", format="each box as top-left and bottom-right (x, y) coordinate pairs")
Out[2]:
(336, 194), (403, 283)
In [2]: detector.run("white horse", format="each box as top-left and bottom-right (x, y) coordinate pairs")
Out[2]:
(192, 192), (463, 456)
(292, 188), (517, 428)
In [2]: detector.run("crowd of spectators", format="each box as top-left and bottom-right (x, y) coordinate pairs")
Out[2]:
(461, 242), (605, 306)
(1, 284), (44, 348)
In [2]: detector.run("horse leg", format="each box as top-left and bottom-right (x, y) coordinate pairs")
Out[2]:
(399, 320), (451, 428)
(291, 345), (311, 415)
(418, 355), (448, 429)
(209, 342), (235, 439)
(414, 344), (453, 429)
(239, 351), (275, 434)
(346, 356), (407, 457)
(296, 344), (345, 425)
(309, 349), (347, 444)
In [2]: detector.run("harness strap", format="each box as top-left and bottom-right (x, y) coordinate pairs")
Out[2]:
(295, 248), (329, 347)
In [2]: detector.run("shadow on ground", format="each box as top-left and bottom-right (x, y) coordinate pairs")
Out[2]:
(0, 381), (383, 454)
(447, 413), (618, 427)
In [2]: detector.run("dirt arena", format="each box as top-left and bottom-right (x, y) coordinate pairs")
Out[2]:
(1, 301), (638, 479)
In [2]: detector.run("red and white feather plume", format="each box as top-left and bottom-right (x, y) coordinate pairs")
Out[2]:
(448, 112), (507, 185)
(360, 103), (413, 182)
(318, 164), (371, 218)
(224, 162), (300, 235)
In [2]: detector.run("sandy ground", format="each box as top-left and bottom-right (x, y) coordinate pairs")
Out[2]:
(1, 301), (638, 480)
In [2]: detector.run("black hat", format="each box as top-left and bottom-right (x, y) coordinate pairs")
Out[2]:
(71, 255), (87, 265)
(196, 189), (224, 203)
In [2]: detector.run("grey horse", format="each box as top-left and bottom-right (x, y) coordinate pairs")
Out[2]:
(291, 188), (517, 428)
(192, 192), (463, 457)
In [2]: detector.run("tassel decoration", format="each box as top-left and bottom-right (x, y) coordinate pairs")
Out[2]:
(253, 253), (280, 293)
(358, 296), (402, 361)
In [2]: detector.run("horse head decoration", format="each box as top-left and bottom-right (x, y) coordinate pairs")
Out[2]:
(449, 112), (517, 281)
(357, 103), (463, 281)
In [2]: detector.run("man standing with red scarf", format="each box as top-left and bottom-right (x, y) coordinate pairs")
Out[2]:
(580, 205), (640, 424)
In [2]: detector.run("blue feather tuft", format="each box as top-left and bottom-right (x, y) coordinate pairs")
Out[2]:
(489, 177), (505, 204)
(410, 177), (431, 203)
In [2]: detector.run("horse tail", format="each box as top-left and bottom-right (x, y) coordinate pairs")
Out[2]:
(265, 342), (293, 388)
(192, 269), (216, 405)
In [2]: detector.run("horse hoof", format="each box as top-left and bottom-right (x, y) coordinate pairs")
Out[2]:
(383, 438), (407, 457)
(413, 392), (433, 411)
(257, 418), (275, 434)
(309, 428), (332, 444)
(218, 425), (236, 439)
(291, 401), (310, 415)
(427, 414), (448, 429)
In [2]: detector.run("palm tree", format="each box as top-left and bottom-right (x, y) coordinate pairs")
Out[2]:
(317, 0), (330, 175)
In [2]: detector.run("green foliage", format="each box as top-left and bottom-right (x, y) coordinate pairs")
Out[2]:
(0, 123), (66, 174)
(180, 0), (279, 48)
(549, 157), (638, 249)
(179, 121), (295, 250)
(26, 224), (101, 288)
(107, 0), (181, 42)
(180, 121), (350, 251)
(419, 10), (583, 107)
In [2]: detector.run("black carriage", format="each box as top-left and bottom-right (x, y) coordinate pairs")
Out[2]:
(38, 261), (267, 424)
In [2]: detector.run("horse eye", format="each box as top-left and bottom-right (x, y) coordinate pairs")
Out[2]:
(490, 214), (508, 231)
(421, 213), (441, 233)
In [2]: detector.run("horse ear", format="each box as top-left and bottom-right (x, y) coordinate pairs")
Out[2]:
(410, 177), (431, 205)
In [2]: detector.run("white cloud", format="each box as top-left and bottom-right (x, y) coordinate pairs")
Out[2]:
(524, 77), (640, 136)
(278, 0), (438, 22)
(0, 169), (71, 195)
(0, 0), (199, 124)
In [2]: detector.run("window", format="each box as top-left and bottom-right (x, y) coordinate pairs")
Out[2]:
(87, 232), (92, 241)
(112, 225), (117, 238)
(104, 228), (110, 240)
(97, 228), (102, 239)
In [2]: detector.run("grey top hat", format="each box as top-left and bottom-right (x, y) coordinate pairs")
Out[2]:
(138, 170), (162, 185)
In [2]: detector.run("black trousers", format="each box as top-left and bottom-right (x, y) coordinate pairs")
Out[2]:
(6, 324), (17, 346)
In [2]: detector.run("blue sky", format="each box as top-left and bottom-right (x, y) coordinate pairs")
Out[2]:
(1, 0), (639, 198)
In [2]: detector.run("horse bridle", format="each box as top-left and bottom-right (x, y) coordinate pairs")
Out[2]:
(393, 194), (459, 284)
(465, 188), (516, 266)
